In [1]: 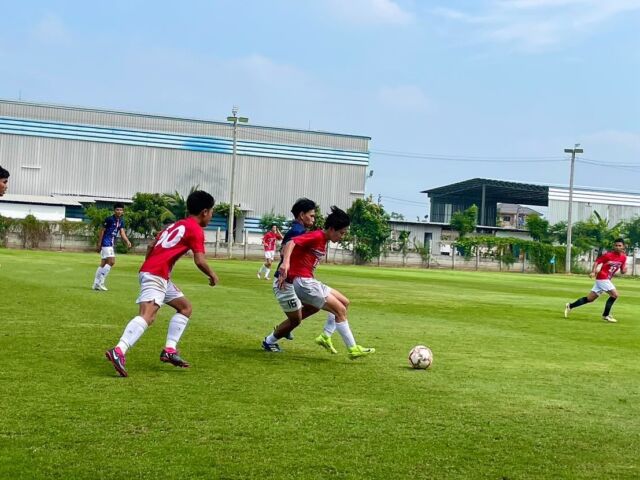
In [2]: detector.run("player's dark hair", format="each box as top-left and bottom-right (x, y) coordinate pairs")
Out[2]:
(0, 165), (10, 179)
(113, 202), (125, 210)
(324, 206), (350, 230)
(187, 190), (215, 215)
(614, 238), (625, 244)
(291, 198), (316, 218)
(270, 223), (277, 229)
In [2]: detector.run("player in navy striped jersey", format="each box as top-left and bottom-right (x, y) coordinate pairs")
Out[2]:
(92, 203), (132, 291)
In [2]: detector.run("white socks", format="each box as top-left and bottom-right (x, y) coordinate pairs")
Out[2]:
(265, 333), (279, 344)
(323, 313), (336, 337)
(116, 316), (148, 354)
(166, 313), (189, 350)
(94, 264), (112, 285)
(335, 320), (356, 348)
(264, 268), (271, 278)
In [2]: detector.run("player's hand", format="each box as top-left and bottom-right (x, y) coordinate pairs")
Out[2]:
(277, 268), (288, 289)
(126, 241), (132, 248)
(96, 246), (101, 253)
(208, 273), (218, 287)
(588, 272), (595, 279)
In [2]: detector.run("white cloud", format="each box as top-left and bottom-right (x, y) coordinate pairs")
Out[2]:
(31, 13), (71, 46)
(431, 0), (640, 52)
(325, 0), (414, 26)
(377, 85), (429, 111)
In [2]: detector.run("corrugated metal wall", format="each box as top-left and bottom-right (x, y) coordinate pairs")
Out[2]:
(0, 125), (367, 217)
(0, 100), (369, 151)
(0, 100), (368, 217)
(548, 200), (640, 225)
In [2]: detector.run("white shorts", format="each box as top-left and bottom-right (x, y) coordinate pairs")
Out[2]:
(136, 272), (184, 306)
(591, 279), (615, 296)
(264, 250), (275, 261)
(100, 246), (115, 259)
(293, 277), (331, 310)
(273, 277), (302, 313)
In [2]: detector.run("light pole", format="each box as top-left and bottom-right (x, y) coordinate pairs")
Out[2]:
(564, 143), (583, 274)
(226, 106), (249, 258)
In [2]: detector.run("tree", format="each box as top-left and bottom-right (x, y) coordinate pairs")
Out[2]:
(84, 204), (113, 244)
(163, 185), (200, 220)
(346, 197), (391, 264)
(313, 205), (325, 231)
(127, 193), (174, 239)
(214, 202), (243, 220)
(549, 221), (567, 245)
(450, 205), (478, 238)
(624, 216), (640, 248)
(525, 214), (550, 242)
(259, 209), (287, 232)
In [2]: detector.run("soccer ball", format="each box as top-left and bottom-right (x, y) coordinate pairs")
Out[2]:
(408, 345), (433, 370)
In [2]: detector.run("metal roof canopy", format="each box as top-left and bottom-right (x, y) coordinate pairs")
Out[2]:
(422, 178), (549, 205)
(422, 178), (549, 226)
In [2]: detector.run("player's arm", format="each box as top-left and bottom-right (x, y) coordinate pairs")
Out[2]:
(119, 228), (132, 248)
(277, 240), (297, 288)
(193, 252), (218, 286)
(590, 256), (604, 278)
(620, 259), (628, 275)
(96, 228), (105, 252)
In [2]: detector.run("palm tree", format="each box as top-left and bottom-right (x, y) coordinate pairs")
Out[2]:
(163, 185), (200, 220)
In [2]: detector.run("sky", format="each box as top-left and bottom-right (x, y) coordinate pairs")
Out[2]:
(0, 0), (638, 220)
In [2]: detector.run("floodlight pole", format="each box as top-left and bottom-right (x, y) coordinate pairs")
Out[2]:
(226, 107), (249, 259)
(564, 144), (583, 274)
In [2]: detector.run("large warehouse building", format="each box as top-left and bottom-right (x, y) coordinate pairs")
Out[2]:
(0, 99), (370, 238)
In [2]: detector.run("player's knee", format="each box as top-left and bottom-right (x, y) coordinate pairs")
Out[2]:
(178, 304), (193, 317)
(334, 303), (347, 319)
(609, 292), (618, 299)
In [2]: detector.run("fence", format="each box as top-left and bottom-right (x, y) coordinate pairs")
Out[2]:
(1, 230), (638, 275)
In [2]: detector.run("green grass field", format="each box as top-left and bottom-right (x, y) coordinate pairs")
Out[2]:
(1, 249), (639, 479)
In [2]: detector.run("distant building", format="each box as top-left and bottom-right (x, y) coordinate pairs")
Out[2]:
(422, 178), (640, 227)
(0, 99), (370, 239)
(497, 203), (541, 229)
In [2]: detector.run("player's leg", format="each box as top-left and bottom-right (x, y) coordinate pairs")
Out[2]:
(565, 289), (599, 317)
(272, 303), (319, 341)
(162, 285), (192, 367)
(95, 248), (115, 290)
(295, 279), (374, 358)
(602, 287), (619, 323)
(105, 273), (165, 376)
(264, 281), (302, 351)
(263, 253), (274, 280)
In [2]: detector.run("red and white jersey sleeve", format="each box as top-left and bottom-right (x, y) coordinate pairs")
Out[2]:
(287, 229), (327, 280)
(140, 217), (205, 280)
(595, 251), (627, 280)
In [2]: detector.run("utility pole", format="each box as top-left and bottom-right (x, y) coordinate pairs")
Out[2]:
(226, 107), (249, 259)
(564, 144), (583, 274)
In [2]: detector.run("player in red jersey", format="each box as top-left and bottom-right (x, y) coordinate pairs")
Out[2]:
(275, 206), (375, 359)
(257, 224), (282, 280)
(565, 238), (627, 323)
(105, 191), (219, 377)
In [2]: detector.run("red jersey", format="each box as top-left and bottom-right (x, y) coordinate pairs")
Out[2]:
(287, 229), (327, 280)
(595, 251), (627, 280)
(140, 217), (205, 280)
(263, 231), (282, 251)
